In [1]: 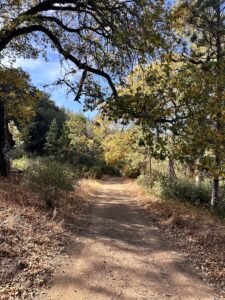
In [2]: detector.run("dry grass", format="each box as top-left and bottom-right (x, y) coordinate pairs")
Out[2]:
(0, 175), (88, 300)
(78, 178), (101, 197)
(134, 183), (225, 295)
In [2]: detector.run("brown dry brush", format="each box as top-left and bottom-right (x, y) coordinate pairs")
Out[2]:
(143, 199), (225, 295)
(0, 175), (76, 300)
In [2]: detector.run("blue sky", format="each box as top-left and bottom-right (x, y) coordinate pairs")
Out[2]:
(6, 0), (175, 117)
(9, 50), (96, 118)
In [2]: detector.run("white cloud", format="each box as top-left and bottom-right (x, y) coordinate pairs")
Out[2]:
(14, 57), (62, 83)
(1, 54), (96, 115)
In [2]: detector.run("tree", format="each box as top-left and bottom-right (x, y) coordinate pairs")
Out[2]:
(104, 58), (225, 207)
(58, 122), (71, 161)
(103, 126), (146, 177)
(0, 100), (10, 176)
(103, 0), (225, 209)
(0, 0), (167, 176)
(0, 0), (165, 99)
(44, 118), (59, 156)
(24, 94), (66, 154)
(9, 121), (25, 159)
(65, 113), (89, 169)
(171, 0), (225, 208)
(57, 113), (105, 168)
(104, 62), (186, 174)
(0, 68), (39, 176)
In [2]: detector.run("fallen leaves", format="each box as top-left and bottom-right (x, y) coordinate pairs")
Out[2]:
(138, 193), (225, 297)
(0, 175), (86, 300)
(0, 204), (66, 300)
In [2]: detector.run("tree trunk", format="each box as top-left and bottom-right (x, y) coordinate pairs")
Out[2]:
(149, 156), (152, 175)
(0, 100), (10, 177)
(211, 2), (223, 210)
(211, 176), (219, 210)
(167, 156), (176, 178)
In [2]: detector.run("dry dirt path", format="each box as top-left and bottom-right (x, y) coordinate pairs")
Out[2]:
(37, 177), (217, 300)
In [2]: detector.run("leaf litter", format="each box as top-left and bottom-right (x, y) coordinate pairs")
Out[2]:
(136, 187), (225, 298)
(0, 175), (88, 300)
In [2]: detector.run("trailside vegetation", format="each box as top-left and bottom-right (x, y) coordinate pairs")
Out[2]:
(0, 0), (225, 296)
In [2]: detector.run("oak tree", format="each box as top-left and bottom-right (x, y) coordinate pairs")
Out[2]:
(0, 0), (166, 176)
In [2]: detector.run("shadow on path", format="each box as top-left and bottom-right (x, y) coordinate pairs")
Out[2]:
(37, 177), (216, 300)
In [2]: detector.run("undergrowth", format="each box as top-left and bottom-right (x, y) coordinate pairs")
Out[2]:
(136, 176), (225, 295)
(0, 172), (88, 299)
(137, 173), (225, 216)
(23, 157), (75, 208)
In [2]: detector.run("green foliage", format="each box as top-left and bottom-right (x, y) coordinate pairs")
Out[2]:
(24, 96), (66, 155)
(99, 0), (225, 210)
(9, 121), (26, 160)
(138, 173), (213, 208)
(44, 118), (59, 156)
(64, 113), (89, 167)
(12, 155), (29, 171)
(88, 166), (103, 179)
(9, 121), (22, 147)
(137, 171), (162, 190)
(56, 113), (105, 170)
(103, 126), (147, 177)
(0, 68), (39, 128)
(24, 158), (74, 207)
(159, 177), (212, 208)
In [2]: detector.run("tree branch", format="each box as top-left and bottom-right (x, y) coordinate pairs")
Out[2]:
(35, 16), (111, 38)
(0, 24), (117, 98)
(74, 69), (88, 102)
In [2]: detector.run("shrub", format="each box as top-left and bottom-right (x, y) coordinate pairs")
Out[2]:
(24, 157), (74, 207)
(159, 176), (211, 208)
(12, 155), (29, 171)
(10, 145), (26, 160)
(137, 171), (162, 190)
(121, 165), (140, 178)
(89, 165), (103, 179)
(102, 164), (121, 176)
(137, 173), (212, 207)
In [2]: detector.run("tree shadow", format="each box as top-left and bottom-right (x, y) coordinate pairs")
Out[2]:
(40, 178), (214, 299)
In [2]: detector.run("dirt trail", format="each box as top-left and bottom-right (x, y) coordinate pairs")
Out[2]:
(37, 177), (217, 300)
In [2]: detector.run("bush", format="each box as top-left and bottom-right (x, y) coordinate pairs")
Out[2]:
(159, 176), (211, 208)
(102, 164), (121, 177)
(24, 157), (74, 207)
(137, 173), (212, 207)
(10, 145), (26, 160)
(12, 155), (29, 171)
(137, 171), (162, 190)
(89, 165), (103, 179)
(121, 165), (140, 178)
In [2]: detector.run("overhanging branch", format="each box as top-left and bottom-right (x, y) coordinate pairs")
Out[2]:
(35, 16), (111, 38)
(0, 24), (118, 98)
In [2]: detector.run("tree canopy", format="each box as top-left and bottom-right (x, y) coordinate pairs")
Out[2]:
(0, 0), (166, 101)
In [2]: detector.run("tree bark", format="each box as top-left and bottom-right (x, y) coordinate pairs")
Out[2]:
(167, 156), (176, 179)
(0, 100), (10, 177)
(211, 176), (219, 210)
(210, 1), (223, 210)
(149, 156), (152, 175)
